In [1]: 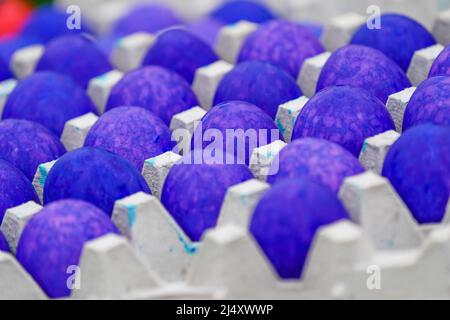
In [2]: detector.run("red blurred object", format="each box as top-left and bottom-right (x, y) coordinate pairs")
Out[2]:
(0, 0), (33, 39)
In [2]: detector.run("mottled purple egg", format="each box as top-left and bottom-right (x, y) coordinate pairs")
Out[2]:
(142, 28), (218, 83)
(238, 20), (324, 78)
(0, 230), (8, 252)
(292, 86), (395, 157)
(382, 124), (450, 224)
(191, 101), (281, 165)
(350, 14), (436, 71)
(84, 107), (174, 171)
(210, 0), (275, 24)
(112, 4), (183, 37)
(187, 17), (224, 47)
(36, 35), (112, 88)
(214, 61), (302, 118)
(0, 159), (39, 223)
(268, 138), (364, 193)
(403, 76), (450, 130)
(16, 199), (119, 298)
(106, 66), (199, 125)
(3, 72), (97, 136)
(250, 178), (349, 278)
(44, 147), (150, 216)
(317, 45), (411, 103)
(0, 56), (11, 81)
(0, 119), (65, 180)
(429, 44), (450, 77)
(161, 151), (253, 241)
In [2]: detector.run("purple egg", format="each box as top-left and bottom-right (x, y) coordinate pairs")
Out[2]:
(238, 20), (324, 78)
(36, 35), (112, 88)
(214, 61), (302, 118)
(0, 159), (39, 223)
(106, 66), (199, 125)
(112, 4), (183, 36)
(142, 28), (218, 83)
(161, 151), (253, 241)
(16, 199), (119, 298)
(44, 147), (150, 216)
(382, 124), (450, 224)
(429, 44), (450, 77)
(292, 86), (395, 157)
(0, 230), (8, 252)
(317, 45), (411, 103)
(0, 56), (11, 81)
(403, 76), (450, 130)
(210, 0), (275, 24)
(268, 138), (364, 193)
(3, 72), (97, 136)
(84, 107), (174, 171)
(350, 14), (436, 71)
(191, 101), (281, 165)
(187, 17), (224, 47)
(0, 119), (66, 180)
(250, 178), (349, 278)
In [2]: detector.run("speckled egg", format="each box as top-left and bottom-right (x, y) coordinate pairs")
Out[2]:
(429, 44), (450, 78)
(16, 199), (119, 298)
(106, 66), (198, 125)
(0, 159), (39, 222)
(0, 119), (65, 180)
(191, 101), (281, 165)
(44, 147), (150, 216)
(142, 28), (218, 83)
(317, 45), (411, 103)
(238, 20), (324, 78)
(382, 124), (450, 224)
(210, 0), (275, 24)
(268, 138), (364, 193)
(36, 35), (112, 88)
(292, 86), (395, 157)
(214, 61), (302, 118)
(403, 76), (450, 130)
(250, 178), (349, 278)
(161, 151), (253, 241)
(350, 14), (436, 71)
(84, 107), (174, 171)
(3, 72), (97, 136)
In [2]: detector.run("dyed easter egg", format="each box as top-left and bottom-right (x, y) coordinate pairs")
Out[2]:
(250, 178), (349, 278)
(268, 138), (364, 193)
(0, 159), (39, 222)
(3, 72), (97, 136)
(403, 76), (450, 130)
(238, 20), (324, 78)
(142, 28), (218, 83)
(106, 66), (199, 125)
(16, 199), (119, 298)
(382, 124), (450, 224)
(112, 4), (183, 36)
(0, 119), (65, 180)
(0, 230), (8, 252)
(214, 61), (302, 118)
(36, 35), (112, 88)
(84, 107), (174, 171)
(317, 45), (411, 103)
(210, 0), (275, 24)
(0, 56), (11, 81)
(292, 86), (395, 157)
(187, 17), (224, 47)
(429, 44), (450, 78)
(191, 101), (281, 165)
(351, 14), (436, 71)
(44, 147), (150, 216)
(161, 151), (253, 241)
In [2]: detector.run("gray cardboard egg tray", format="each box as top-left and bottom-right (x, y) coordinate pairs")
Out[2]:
(0, 11), (449, 299)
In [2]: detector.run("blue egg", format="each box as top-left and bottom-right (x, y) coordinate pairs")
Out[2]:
(210, 0), (275, 24)
(36, 35), (112, 89)
(214, 61), (302, 118)
(0, 36), (39, 66)
(44, 147), (150, 216)
(3, 72), (97, 136)
(0, 56), (11, 81)
(250, 178), (349, 278)
(429, 44), (450, 78)
(0, 231), (8, 252)
(351, 14), (436, 71)
(142, 28), (218, 84)
(382, 124), (450, 224)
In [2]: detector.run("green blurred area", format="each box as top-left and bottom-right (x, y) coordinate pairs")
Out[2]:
(27, 0), (53, 7)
